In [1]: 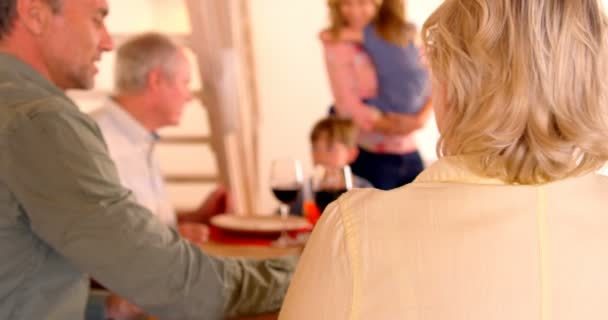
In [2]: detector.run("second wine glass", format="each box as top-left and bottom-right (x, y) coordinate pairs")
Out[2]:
(312, 164), (353, 213)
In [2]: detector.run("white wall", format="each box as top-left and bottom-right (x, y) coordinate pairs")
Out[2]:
(249, 1), (330, 213)
(249, 1), (444, 212)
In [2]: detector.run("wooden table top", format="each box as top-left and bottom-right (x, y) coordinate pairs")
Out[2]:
(199, 240), (303, 259)
(207, 240), (302, 320)
(146, 240), (303, 320)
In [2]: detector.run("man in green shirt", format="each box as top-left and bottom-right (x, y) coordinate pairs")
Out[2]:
(0, 1), (296, 319)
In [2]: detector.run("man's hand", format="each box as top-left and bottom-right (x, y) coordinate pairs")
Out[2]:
(177, 185), (232, 224)
(178, 222), (210, 245)
(105, 294), (144, 320)
(198, 185), (232, 218)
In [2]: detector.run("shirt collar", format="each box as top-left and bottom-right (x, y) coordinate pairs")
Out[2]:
(103, 98), (158, 146)
(417, 156), (608, 186)
(414, 156), (508, 185)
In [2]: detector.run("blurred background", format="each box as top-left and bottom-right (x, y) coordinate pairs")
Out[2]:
(71, 0), (444, 215)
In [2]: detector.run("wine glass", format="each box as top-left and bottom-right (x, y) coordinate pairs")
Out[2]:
(270, 158), (303, 247)
(312, 164), (353, 213)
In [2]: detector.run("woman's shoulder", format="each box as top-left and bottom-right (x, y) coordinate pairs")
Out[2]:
(334, 187), (403, 221)
(315, 188), (380, 231)
(331, 184), (428, 228)
(340, 187), (379, 205)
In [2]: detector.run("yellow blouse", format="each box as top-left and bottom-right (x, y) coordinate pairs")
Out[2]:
(280, 157), (608, 320)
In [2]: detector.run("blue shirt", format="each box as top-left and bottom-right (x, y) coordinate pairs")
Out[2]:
(363, 24), (430, 114)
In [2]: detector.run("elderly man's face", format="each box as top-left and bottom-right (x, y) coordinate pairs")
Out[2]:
(40, 0), (113, 90)
(155, 51), (193, 127)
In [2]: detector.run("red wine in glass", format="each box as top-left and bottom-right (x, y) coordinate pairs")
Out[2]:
(272, 188), (300, 204)
(312, 165), (353, 214)
(314, 188), (347, 213)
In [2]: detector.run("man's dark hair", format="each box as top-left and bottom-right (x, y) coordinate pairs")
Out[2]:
(0, 0), (18, 40)
(0, 0), (62, 40)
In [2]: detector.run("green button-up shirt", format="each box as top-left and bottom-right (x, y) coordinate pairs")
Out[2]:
(0, 53), (296, 320)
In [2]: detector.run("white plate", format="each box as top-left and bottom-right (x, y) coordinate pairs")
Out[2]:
(210, 214), (311, 233)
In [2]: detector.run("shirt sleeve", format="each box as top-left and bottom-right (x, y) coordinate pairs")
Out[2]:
(323, 42), (381, 131)
(279, 200), (353, 319)
(4, 106), (295, 319)
(224, 255), (299, 318)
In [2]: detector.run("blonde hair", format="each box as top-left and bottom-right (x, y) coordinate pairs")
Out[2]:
(114, 32), (182, 94)
(327, 0), (415, 46)
(311, 117), (358, 148)
(375, 0), (415, 45)
(422, 0), (608, 184)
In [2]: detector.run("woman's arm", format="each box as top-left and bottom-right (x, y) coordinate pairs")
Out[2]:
(323, 42), (381, 132)
(384, 96), (433, 136)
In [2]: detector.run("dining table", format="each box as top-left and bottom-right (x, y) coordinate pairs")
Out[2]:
(210, 239), (302, 320)
(145, 226), (306, 320)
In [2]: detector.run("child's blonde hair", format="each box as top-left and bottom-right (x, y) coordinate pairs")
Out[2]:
(310, 117), (358, 148)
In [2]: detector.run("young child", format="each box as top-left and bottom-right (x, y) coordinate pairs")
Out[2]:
(362, 23), (430, 115)
(326, 0), (431, 116)
(290, 117), (372, 216)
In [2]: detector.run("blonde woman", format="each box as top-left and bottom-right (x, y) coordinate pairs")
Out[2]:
(281, 0), (608, 318)
(322, 0), (432, 190)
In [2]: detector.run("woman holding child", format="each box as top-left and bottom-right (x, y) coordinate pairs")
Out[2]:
(321, 0), (432, 190)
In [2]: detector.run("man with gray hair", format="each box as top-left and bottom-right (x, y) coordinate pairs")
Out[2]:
(94, 32), (224, 233)
(0, 1), (296, 319)
(90, 32), (294, 320)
